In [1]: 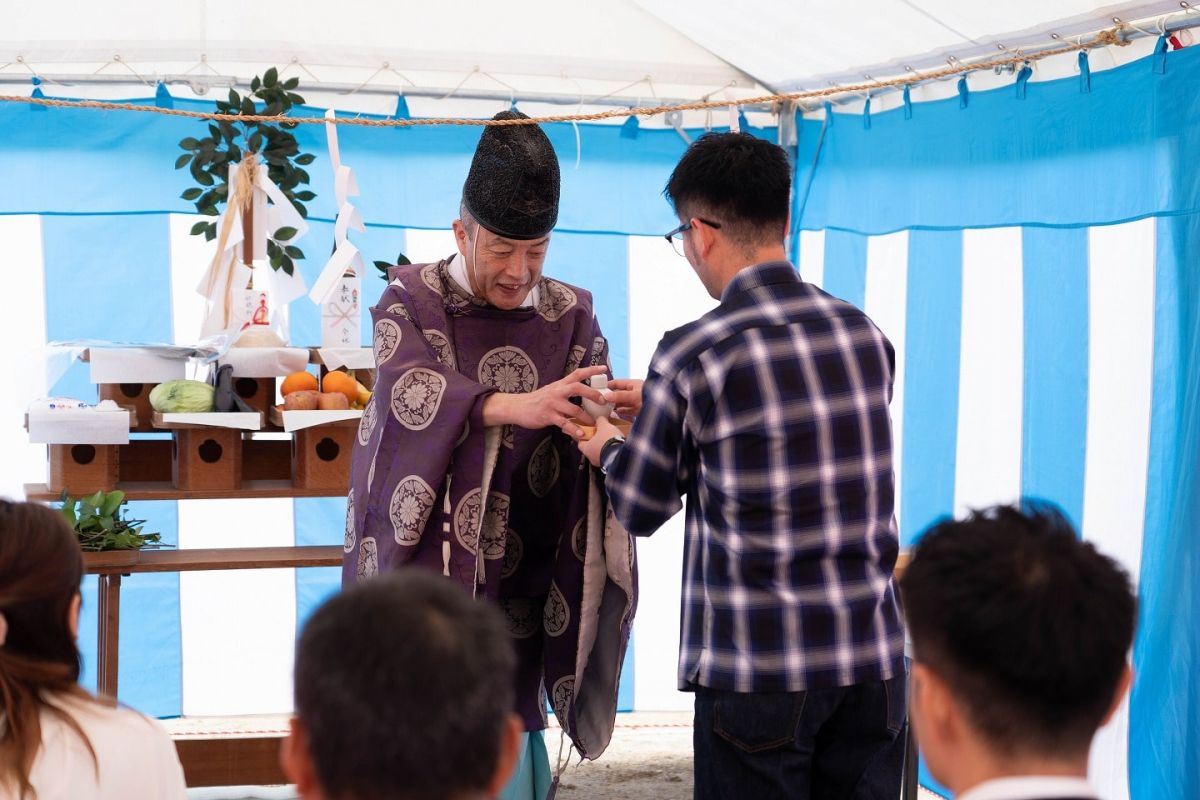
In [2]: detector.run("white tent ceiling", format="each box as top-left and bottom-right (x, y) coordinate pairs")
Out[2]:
(635, 0), (1185, 90)
(1, 0), (1190, 119)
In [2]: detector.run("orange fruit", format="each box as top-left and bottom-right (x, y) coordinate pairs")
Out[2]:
(322, 371), (359, 404)
(280, 371), (318, 397)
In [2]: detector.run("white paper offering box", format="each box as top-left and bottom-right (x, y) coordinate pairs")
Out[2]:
(218, 347), (311, 378)
(270, 408), (362, 432)
(316, 347), (374, 371)
(87, 348), (188, 384)
(321, 274), (361, 349)
(27, 408), (133, 445)
(154, 411), (263, 431)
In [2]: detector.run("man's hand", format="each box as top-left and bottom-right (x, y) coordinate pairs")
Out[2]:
(606, 378), (644, 419)
(482, 365), (607, 439)
(579, 416), (623, 467)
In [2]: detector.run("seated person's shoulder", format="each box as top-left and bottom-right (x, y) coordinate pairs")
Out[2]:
(33, 693), (184, 795)
(47, 693), (174, 745)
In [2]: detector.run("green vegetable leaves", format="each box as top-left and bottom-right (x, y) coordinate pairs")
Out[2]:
(57, 490), (164, 552)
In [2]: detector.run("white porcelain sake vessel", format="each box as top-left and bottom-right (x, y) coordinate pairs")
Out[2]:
(581, 374), (615, 420)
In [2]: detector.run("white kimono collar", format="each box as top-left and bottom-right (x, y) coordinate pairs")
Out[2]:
(447, 252), (541, 309)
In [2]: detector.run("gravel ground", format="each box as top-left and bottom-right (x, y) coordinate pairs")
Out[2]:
(552, 712), (694, 800)
(186, 711), (940, 800)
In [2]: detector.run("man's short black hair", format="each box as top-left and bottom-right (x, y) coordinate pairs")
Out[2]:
(900, 502), (1136, 758)
(664, 131), (792, 250)
(294, 571), (516, 800)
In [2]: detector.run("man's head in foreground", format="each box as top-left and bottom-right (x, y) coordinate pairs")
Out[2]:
(283, 571), (522, 800)
(900, 502), (1136, 794)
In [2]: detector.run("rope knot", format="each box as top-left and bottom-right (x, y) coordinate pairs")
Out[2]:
(233, 152), (261, 215)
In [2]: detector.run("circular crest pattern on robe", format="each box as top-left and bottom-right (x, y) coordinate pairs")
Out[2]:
(537, 278), (577, 322)
(385, 302), (413, 323)
(390, 475), (436, 546)
(551, 675), (575, 728)
(423, 329), (456, 369)
(544, 581), (570, 637)
(527, 436), (560, 498)
(477, 346), (538, 394)
(453, 489), (510, 560)
(389, 368), (447, 430)
(373, 318), (402, 364)
(502, 528), (523, 578)
(420, 262), (445, 296)
(500, 596), (540, 639)
(356, 536), (379, 579)
(357, 396), (379, 446)
(343, 489), (356, 553)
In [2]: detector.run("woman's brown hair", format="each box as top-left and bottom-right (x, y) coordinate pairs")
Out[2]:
(0, 499), (96, 799)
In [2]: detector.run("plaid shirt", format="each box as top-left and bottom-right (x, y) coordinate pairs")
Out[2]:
(603, 261), (906, 693)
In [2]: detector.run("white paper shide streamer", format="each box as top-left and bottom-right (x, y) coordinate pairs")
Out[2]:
(310, 109), (365, 349)
(195, 155), (310, 342)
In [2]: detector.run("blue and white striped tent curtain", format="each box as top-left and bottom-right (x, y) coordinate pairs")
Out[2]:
(798, 221), (1160, 798)
(789, 41), (1200, 800)
(1, 35), (1197, 800)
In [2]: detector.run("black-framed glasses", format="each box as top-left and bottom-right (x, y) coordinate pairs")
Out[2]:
(664, 218), (722, 256)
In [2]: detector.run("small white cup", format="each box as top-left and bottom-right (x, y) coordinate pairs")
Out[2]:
(581, 375), (614, 419)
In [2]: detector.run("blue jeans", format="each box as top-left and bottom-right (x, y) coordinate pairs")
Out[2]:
(693, 676), (907, 800)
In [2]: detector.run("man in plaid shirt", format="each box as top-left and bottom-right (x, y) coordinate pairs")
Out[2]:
(581, 132), (907, 799)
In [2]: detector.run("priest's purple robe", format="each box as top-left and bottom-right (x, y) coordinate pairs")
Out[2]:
(343, 257), (637, 760)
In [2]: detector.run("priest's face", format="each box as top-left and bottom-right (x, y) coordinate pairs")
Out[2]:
(453, 220), (549, 309)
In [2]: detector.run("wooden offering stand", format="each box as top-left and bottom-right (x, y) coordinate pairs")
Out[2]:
(34, 348), (372, 500)
(270, 407), (358, 491)
(47, 442), (121, 494)
(159, 414), (251, 492)
(27, 346), (373, 787)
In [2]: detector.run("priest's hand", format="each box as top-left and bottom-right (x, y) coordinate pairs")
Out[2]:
(579, 416), (622, 467)
(482, 365), (607, 438)
(606, 378), (644, 419)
